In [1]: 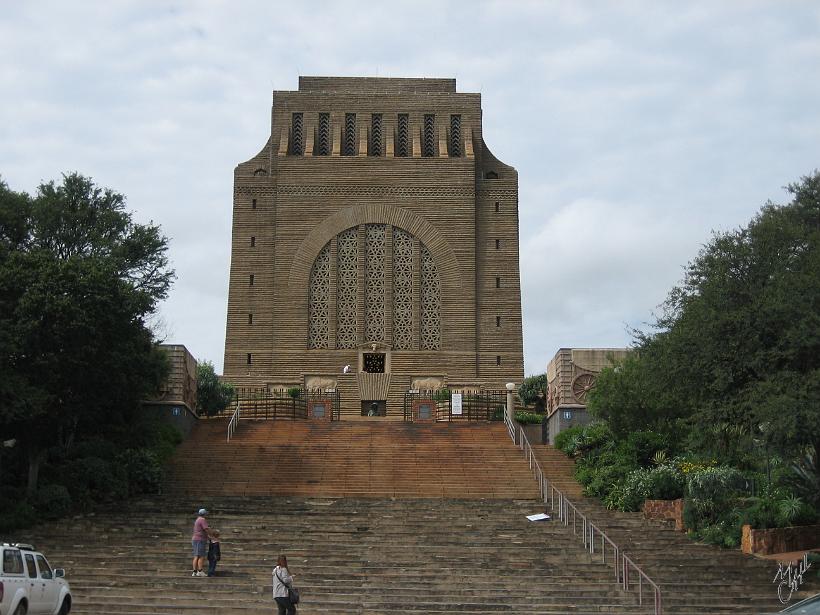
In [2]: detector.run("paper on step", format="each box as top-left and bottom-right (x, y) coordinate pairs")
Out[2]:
(526, 513), (551, 522)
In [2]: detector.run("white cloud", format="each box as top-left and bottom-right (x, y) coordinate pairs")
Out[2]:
(2, 0), (819, 376)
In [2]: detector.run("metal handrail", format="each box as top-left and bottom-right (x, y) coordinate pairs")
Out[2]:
(227, 400), (241, 442)
(513, 426), (662, 615)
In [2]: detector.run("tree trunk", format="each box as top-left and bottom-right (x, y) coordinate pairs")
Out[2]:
(27, 446), (46, 496)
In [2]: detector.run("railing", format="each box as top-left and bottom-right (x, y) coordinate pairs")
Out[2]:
(227, 400), (241, 443)
(228, 387), (341, 421)
(403, 389), (506, 422)
(511, 426), (662, 615)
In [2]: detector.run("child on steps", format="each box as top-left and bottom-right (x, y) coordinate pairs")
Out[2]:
(207, 529), (221, 577)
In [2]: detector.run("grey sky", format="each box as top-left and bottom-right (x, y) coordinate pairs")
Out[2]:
(2, 1), (819, 376)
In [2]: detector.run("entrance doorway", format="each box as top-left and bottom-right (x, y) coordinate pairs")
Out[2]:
(362, 400), (387, 416)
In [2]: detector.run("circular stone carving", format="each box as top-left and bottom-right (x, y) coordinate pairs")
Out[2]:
(572, 373), (596, 404)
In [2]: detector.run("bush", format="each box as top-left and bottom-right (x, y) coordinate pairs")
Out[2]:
(0, 501), (36, 533)
(603, 465), (685, 511)
(624, 430), (668, 466)
(63, 456), (129, 506)
(686, 465), (744, 523)
(692, 520), (742, 549)
(514, 411), (543, 425)
(433, 389), (451, 402)
(555, 426), (586, 456)
(33, 484), (72, 520)
(117, 448), (163, 495)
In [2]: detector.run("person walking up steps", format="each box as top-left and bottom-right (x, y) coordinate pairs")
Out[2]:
(273, 554), (298, 614)
(191, 507), (210, 577)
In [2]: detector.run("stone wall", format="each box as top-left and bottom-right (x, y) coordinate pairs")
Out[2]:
(741, 524), (820, 556)
(643, 498), (685, 531)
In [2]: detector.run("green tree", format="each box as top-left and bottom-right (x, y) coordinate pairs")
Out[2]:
(0, 173), (174, 494)
(587, 172), (820, 470)
(196, 361), (235, 416)
(518, 374), (547, 407)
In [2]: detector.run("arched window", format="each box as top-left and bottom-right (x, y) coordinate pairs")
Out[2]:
(307, 224), (441, 350)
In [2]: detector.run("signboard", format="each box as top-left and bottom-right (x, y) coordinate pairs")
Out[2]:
(451, 392), (463, 415)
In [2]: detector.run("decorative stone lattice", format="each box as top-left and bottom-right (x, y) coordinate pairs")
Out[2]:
(308, 243), (331, 348)
(392, 228), (414, 349)
(308, 225), (441, 351)
(365, 224), (386, 342)
(420, 244), (441, 350)
(423, 114), (435, 157)
(396, 114), (409, 157)
(450, 114), (461, 157)
(336, 228), (358, 348)
(371, 113), (382, 156)
(343, 113), (356, 156)
(317, 113), (330, 156)
(290, 113), (303, 155)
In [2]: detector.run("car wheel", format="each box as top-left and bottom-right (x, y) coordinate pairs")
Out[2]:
(58, 597), (71, 615)
(13, 600), (27, 615)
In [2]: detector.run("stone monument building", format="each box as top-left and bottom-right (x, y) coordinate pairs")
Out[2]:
(222, 77), (523, 416)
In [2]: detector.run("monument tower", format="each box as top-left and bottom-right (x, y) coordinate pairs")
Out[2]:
(223, 76), (523, 416)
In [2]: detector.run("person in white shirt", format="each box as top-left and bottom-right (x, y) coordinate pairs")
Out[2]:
(272, 554), (297, 614)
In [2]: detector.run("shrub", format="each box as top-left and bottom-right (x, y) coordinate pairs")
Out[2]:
(514, 411), (543, 425)
(149, 423), (183, 464)
(649, 465), (686, 500)
(686, 465), (744, 523)
(624, 430), (668, 466)
(433, 389), (451, 402)
(63, 456), (129, 506)
(117, 448), (163, 495)
(287, 387), (301, 399)
(0, 502), (36, 533)
(33, 484), (72, 520)
(555, 426), (586, 456)
(70, 438), (121, 461)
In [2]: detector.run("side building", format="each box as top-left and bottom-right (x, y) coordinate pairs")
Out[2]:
(223, 77), (523, 416)
(545, 348), (630, 443)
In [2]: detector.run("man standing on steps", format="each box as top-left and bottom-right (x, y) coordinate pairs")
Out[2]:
(191, 507), (210, 576)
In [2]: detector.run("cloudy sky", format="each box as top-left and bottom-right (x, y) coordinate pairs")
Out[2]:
(2, 1), (819, 376)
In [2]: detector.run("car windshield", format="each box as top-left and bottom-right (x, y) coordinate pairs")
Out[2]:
(782, 594), (820, 613)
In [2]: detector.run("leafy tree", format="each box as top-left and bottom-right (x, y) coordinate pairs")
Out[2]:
(588, 172), (820, 472)
(0, 173), (174, 493)
(518, 374), (547, 408)
(196, 360), (235, 416)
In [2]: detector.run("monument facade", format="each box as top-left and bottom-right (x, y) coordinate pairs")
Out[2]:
(223, 77), (523, 416)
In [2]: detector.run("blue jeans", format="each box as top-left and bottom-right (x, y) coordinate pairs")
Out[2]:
(207, 557), (218, 576)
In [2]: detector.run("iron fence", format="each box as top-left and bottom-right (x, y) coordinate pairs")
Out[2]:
(228, 387), (341, 421)
(403, 389), (506, 422)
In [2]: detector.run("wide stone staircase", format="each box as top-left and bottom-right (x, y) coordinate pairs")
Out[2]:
(8, 419), (810, 613)
(165, 420), (541, 499)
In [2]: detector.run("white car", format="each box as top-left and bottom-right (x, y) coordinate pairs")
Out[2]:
(0, 543), (71, 615)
